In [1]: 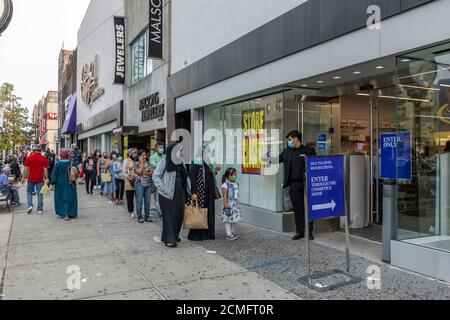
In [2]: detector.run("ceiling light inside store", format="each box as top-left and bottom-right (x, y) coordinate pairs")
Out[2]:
(375, 66), (385, 69)
(317, 80), (324, 84)
(401, 59), (411, 62)
(440, 84), (450, 87)
(301, 84), (309, 87)
(353, 71), (362, 74)
(333, 76), (341, 79)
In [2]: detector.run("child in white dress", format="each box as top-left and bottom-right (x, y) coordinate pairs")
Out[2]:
(221, 168), (241, 241)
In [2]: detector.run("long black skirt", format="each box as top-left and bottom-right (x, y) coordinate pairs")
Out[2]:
(160, 177), (186, 245)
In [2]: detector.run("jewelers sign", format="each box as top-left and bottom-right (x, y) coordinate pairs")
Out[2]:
(140, 92), (165, 122)
(113, 16), (125, 84)
(148, 0), (163, 59)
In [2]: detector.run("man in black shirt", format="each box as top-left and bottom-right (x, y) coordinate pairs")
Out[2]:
(271, 130), (317, 240)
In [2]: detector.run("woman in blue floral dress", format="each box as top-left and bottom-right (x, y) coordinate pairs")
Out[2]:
(221, 168), (241, 241)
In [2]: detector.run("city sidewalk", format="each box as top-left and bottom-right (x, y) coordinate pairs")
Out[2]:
(0, 186), (298, 300)
(0, 184), (449, 300)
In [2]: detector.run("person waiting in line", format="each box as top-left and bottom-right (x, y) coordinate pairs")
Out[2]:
(0, 169), (20, 206)
(83, 152), (97, 197)
(123, 148), (138, 219)
(150, 141), (166, 219)
(188, 144), (218, 242)
(444, 141), (450, 153)
(93, 149), (102, 190)
(97, 151), (109, 196)
(221, 168), (241, 241)
(114, 153), (125, 205)
(104, 152), (116, 201)
(153, 142), (191, 248)
(264, 130), (317, 241)
(50, 149), (78, 221)
(134, 150), (154, 224)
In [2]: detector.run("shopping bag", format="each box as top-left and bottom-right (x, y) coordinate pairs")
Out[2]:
(102, 172), (112, 183)
(40, 183), (50, 196)
(184, 203), (208, 230)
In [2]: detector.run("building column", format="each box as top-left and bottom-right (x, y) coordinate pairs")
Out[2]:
(101, 134), (107, 153)
(87, 137), (93, 153)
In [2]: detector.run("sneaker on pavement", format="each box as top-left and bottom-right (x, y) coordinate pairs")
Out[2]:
(27, 207), (33, 214)
(37, 211), (44, 215)
(130, 214), (135, 219)
(64, 216), (70, 221)
(226, 235), (238, 241)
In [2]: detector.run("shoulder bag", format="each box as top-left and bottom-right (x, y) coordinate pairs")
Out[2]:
(68, 161), (80, 183)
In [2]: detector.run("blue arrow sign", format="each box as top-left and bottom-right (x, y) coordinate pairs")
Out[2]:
(307, 156), (346, 220)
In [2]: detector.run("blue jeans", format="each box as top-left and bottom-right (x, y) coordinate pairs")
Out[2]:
(135, 182), (151, 219)
(27, 182), (44, 211)
(10, 189), (20, 203)
(152, 191), (161, 218)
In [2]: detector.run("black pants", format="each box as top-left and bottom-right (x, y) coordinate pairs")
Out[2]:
(115, 179), (125, 201)
(289, 182), (314, 234)
(85, 171), (96, 194)
(126, 190), (135, 214)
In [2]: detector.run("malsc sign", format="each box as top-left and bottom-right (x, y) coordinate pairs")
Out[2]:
(242, 110), (265, 175)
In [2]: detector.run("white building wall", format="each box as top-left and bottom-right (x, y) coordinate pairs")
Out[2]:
(171, 0), (306, 74)
(76, 0), (124, 126)
(176, 0), (450, 112)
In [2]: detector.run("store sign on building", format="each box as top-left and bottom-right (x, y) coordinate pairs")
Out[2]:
(47, 113), (58, 121)
(81, 55), (105, 106)
(242, 109), (265, 175)
(114, 16), (125, 84)
(0, 0), (13, 35)
(140, 92), (165, 122)
(148, 0), (163, 59)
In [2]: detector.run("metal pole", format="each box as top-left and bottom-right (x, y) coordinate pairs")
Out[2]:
(304, 169), (311, 285)
(344, 155), (351, 273)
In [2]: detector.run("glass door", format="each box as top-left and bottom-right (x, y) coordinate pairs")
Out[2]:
(369, 88), (397, 227)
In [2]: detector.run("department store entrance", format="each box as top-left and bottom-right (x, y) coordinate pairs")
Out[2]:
(283, 86), (397, 242)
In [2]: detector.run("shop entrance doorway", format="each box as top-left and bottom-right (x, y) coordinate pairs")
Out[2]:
(283, 87), (397, 242)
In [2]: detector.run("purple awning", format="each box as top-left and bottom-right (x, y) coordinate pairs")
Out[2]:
(61, 94), (77, 134)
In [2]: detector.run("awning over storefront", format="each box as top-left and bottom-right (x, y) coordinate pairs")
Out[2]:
(62, 94), (77, 134)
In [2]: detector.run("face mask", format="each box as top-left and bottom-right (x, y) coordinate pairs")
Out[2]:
(287, 141), (295, 149)
(177, 150), (184, 159)
(118, 157), (123, 161)
(158, 148), (164, 155)
(112, 155), (117, 159)
(230, 176), (237, 182)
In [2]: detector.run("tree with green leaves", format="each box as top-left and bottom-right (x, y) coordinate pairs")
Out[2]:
(0, 83), (33, 153)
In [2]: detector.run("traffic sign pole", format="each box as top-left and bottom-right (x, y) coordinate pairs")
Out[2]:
(304, 171), (311, 285)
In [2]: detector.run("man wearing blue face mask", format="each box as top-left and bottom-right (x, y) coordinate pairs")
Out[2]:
(268, 130), (317, 241)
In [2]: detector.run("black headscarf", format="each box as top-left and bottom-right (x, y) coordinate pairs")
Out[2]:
(165, 143), (189, 184)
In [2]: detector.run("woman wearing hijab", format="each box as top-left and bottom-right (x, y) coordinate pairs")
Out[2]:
(50, 149), (78, 221)
(188, 145), (218, 241)
(153, 142), (191, 248)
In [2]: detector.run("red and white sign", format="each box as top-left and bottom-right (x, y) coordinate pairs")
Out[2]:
(47, 113), (58, 120)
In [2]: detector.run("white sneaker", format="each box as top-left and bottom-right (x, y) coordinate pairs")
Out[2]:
(130, 214), (135, 219)
(27, 207), (33, 214)
(37, 211), (44, 215)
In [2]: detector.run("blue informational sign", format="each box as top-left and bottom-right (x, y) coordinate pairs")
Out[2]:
(380, 132), (412, 180)
(306, 156), (346, 221)
(317, 133), (327, 151)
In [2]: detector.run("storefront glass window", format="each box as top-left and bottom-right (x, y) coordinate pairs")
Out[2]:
(131, 30), (154, 85)
(204, 93), (284, 212)
(396, 43), (450, 253)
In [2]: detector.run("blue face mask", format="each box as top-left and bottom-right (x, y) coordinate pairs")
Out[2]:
(230, 176), (237, 182)
(287, 140), (295, 149)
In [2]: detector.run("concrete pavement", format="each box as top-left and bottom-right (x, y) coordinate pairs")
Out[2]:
(1, 184), (449, 300)
(0, 186), (299, 300)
